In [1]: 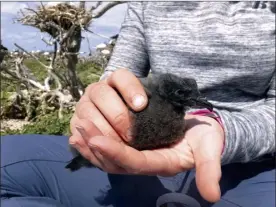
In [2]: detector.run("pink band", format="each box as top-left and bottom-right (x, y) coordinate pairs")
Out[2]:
(188, 109), (225, 154)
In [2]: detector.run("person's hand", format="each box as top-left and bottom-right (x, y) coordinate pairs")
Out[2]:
(70, 68), (148, 145)
(69, 68), (224, 202)
(71, 114), (224, 203)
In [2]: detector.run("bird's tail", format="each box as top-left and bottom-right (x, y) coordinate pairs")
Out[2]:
(65, 155), (95, 171)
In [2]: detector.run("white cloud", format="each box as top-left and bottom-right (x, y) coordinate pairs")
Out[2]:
(44, 1), (62, 6)
(45, 1), (81, 7)
(1, 2), (28, 14)
(45, 2), (62, 7)
(45, 2), (73, 7)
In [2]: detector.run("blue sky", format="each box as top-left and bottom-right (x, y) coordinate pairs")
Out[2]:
(1, 2), (127, 53)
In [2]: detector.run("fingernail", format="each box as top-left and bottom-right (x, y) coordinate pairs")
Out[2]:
(132, 94), (145, 108)
(88, 141), (101, 153)
(75, 126), (88, 139)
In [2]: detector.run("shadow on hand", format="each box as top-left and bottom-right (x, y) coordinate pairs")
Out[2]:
(95, 174), (171, 207)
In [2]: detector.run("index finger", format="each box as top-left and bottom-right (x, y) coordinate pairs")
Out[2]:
(107, 69), (148, 111)
(88, 136), (177, 175)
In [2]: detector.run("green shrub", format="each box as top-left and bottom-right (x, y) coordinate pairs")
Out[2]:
(1, 57), (103, 136)
(77, 60), (102, 86)
(0, 90), (10, 101)
(1, 79), (17, 92)
(0, 91), (27, 119)
(24, 57), (49, 82)
(1, 128), (21, 136)
(21, 111), (73, 136)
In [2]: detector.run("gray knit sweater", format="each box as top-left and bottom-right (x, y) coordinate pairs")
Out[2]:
(101, 2), (275, 164)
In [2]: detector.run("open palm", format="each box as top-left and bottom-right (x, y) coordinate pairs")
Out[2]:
(72, 114), (224, 202)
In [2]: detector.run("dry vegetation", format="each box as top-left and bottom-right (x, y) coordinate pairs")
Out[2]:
(0, 2), (123, 135)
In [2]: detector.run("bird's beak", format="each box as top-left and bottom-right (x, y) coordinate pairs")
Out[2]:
(191, 97), (213, 111)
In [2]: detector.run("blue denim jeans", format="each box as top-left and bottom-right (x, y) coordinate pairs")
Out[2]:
(1, 135), (275, 207)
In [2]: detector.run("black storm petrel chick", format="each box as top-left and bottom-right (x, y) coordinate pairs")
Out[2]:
(65, 73), (213, 171)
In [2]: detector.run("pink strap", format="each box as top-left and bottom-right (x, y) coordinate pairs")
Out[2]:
(189, 109), (223, 126)
(188, 109), (225, 154)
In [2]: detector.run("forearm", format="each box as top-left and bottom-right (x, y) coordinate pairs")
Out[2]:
(216, 99), (275, 164)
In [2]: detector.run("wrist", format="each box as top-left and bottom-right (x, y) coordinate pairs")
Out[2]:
(186, 110), (225, 154)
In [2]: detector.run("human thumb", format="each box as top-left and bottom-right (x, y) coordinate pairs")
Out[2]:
(193, 134), (223, 203)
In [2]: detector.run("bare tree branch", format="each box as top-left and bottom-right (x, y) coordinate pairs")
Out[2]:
(0, 67), (22, 81)
(46, 21), (64, 33)
(16, 57), (38, 81)
(0, 72), (18, 83)
(44, 77), (51, 91)
(14, 43), (62, 90)
(40, 2), (46, 11)
(79, 1), (85, 9)
(41, 36), (55, 46)
(84, 28), (111, 39)
(1, 1), (121, 120)
(90, 2), (102, 12)
(25, 8), (39, 16)
(50, 42), (58, 68)
(14, 43), (48, 68)
(92, 2), (125, 18)
(85, 33), (92, 56)
(60, 24), (77, 46)
(19, 9), (25, 17)
(14, 59), (46, 90)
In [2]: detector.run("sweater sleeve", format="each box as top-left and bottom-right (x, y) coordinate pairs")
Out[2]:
(100, 2), (150, 81)
(217, 71), (275, 164)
